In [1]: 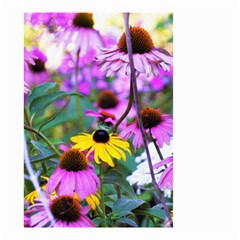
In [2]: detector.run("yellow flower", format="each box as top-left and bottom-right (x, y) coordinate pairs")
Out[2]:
(24, 176), (56, 204)
(71, 130), (131, 167)
(86, 194), (100, 210)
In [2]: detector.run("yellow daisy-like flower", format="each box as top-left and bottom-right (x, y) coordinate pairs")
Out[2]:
(71, 130), (131, 167)
(24, 176), (56, 204)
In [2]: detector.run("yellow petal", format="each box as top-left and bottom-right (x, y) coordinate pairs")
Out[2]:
(72, 138), (94, 151)
(86, 143), (97, 158)
(110, 138), (130, 149)
(94, 145), (101, 164)
(24, 190), (39, 204)
(40, 176), (49, 181)
(97, 144), (114, 167)
(91, 194), (100, 206)
(105, 143), (121, 160)
(86, 196), (96, 210)
(107, 142), (127, 161)
(70, 134), (92, 143)
(110, 139), (131, 155)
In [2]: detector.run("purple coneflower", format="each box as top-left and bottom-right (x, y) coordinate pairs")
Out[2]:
(26, 195), (95, 227)
(46, 149), (100, 204)
(95, 89), (135, 120)
(85, 109), (119, 127)
(120, 107), (173, 150)
(58, 13), (104, 56)
(96, 26), (173, 77)
(24, 48), (49, 87)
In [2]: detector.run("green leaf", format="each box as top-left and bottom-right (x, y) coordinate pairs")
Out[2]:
(30, 140), (55, 156)
(113, 199), (149, 213)
(92, 217), (103, 227)
(104, 169), (122, 183)
(30, 153), (58, 164)
(29, 91), (83, 114)
(117, 217), (138, 227)
(117, 211), (135, 218)
(28, 82), (56, 105)
(133, 208), (166, 220)
(104, 170), (137, 199)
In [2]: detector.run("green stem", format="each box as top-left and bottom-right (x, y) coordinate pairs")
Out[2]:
(95, 204), (104, 217)
(24, 125), (61, 158)
(38, 97), (70, 132)
(150, 133), (167, 169)
(99, 164), (107, 227)
(75, 48), (85, 131)
(114, 185), (121, 199)
(24, 107), (47, 172)
(24, 107), (37, 141)
(112, 81), (133, 132)
(113, 159), (121, 199)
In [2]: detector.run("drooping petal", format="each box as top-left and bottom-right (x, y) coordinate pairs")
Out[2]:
(46, 168), (66, 194)
(56, 171), (75, 196)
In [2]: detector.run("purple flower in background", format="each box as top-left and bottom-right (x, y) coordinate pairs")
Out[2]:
(95, 89), (135, 120)
(24, 48), (49, 87)
(46, 148), (100, 201)
(24, 47), (38, 70)
(150, 67), (173, 91)
(85, 109), (125, 129)
(120, 108), (173, 150)
(58, 50), (107, 96)
(26, 195), (95, 227)
(153, 156), (173, 190)
(58, 13), (104, 56)
(29, 13), (73, 33)
(96, 26), (173, 77)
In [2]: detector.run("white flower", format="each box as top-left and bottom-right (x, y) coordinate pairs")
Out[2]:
(127, 139), (173, 196)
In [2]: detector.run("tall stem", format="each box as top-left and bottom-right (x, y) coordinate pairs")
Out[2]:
(24, 107), (36, 141)
(99, 164), (107, 227)
(75, 48), (85, 131)
(24, 125), (61, 158)
(24, 107), (47, 172)
(123, 13), (173, 227)
(112, 81), (133, 132)
(24, 137), (55, 226)
(150, 133), (168, 169)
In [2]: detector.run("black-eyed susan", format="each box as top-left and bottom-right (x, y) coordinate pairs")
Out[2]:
(24, 176), (55, 204)
(71, 130), (131, 167)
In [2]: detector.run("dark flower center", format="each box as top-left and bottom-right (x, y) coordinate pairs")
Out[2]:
(28, 59), (46, 73)
(97, 90), (119, 109)
(93, 130), (110, 143)
(73, 13), (94, 29)
(138, 108), (163, 129)
(59, 149), (88, 172)
(50, 196), (80, 223)
(118, 26), (154, 54)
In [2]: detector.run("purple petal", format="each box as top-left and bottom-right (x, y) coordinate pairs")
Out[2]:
(46, 168), (66, 194)
(80, 215), (95, 227)
(57, 171), (75, 196)
(81, 206), (91, 215)
(88, 169), (101, 189)
(75, 172), (88, 200)
(153, 157), (173, 169)
(83, 170), (97, 194)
